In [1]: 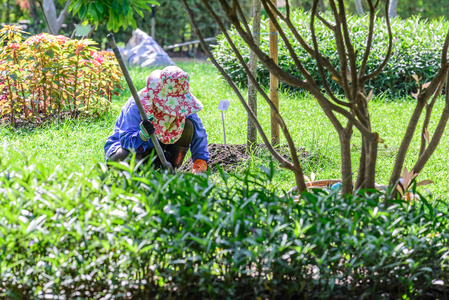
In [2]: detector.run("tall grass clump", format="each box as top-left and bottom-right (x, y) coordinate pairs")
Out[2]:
(0, 25), (123, 127)
(213, 12), (448, 97)
(0, 150), (448, 299)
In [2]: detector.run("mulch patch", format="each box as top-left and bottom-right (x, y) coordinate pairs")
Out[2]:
(179, 143), (314, 173)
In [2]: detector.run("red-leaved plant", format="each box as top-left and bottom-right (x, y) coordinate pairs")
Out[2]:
(0, 25), (123, 126)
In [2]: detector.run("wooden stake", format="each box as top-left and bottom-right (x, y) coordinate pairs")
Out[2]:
(269, 0), (279, 146)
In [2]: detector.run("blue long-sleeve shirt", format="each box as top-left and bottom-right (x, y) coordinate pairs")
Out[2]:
(104, 98), (209, 163)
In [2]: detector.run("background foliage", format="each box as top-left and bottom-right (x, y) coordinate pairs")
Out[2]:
(0, 25), (122, 126)
(213, 11), (449, 97)
(2, 0), (449, 47)
(1, 0), (248, 49)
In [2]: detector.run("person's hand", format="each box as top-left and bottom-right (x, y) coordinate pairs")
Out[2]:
(192, 159), (207, 175)
(139, 119), (155, 142)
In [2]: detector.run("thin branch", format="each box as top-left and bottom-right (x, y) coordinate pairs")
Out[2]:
(307, 0), (352, 108)
(260, 0), (314, 84)
(261, 0), (350, 112)
(358, 0), (378, 78)
(413, 107), (449, 174)
(235, 0), (251, 35)
(316, 13), (334, 30)
(217, 0), (312, 90)
(414, 70), (449, 173)
(225, 0), (372, 138)
(285, 0), (290, 19)
(327, 0), (351, 96)
(389, 64), (449, 186)
(337, 0), (358, 98)
(263, 0), (371, 135)
(262, 0), (341, 79)
(362, 0), (393, 82)
(56, 0), (70, 32)
(419, 80), (444, 156)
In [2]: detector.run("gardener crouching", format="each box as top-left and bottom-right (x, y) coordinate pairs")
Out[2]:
(104, 66), (209, 174)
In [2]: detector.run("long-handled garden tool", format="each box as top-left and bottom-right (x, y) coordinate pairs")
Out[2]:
(107, 33), (174, 172)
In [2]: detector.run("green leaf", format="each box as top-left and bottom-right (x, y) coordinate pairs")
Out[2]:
(45, 49), (54, 59)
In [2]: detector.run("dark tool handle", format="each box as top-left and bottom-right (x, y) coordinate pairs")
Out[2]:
(107, 33), (174, 172)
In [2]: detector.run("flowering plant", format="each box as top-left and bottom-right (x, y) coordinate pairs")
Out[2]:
(0, 25), (123, 126)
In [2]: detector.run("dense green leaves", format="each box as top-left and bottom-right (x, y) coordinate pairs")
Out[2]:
(68, 0), (159, 32)
(0, 153), (448, 298)
(214, 11), (449, 97)
(0, 25), (123, 126)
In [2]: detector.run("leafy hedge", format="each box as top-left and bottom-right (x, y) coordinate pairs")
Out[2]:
(0, 156), (448, 299)
(213, 12), (449, 97)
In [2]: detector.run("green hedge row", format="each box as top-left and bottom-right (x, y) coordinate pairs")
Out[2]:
(1, 157), (448, 299)
(213, 12), (449, 97)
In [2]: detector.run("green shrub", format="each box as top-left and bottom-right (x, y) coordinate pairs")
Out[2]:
(0, 155), (448, 299)
(0, 25), (122, 127)
(213, 12), (448, 97)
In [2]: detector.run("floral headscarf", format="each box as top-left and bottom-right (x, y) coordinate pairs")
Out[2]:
(140, 66), (203, 144)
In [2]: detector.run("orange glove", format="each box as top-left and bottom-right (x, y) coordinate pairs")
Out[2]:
(192, 159), (207, 175)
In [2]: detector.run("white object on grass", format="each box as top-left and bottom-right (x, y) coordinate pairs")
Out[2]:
(218, 99), (230, 145)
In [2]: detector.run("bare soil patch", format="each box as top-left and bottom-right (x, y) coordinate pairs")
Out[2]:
(179, 143), (315, 173)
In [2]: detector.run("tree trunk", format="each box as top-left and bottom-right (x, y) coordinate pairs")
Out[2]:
(355, 0), (364, 15)
(42, 0), (70, 34)
(339, 126), (353, 194)
(389, 0), (399, 18)
(247, 0), (261, 150)
(355, 139), (366, 189)
(365, 136), (378, 189)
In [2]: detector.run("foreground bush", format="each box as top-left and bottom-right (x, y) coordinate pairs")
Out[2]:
(213, 12), (447, 97)
(0, 25), (122, 127)
(0, 157), (448, 299)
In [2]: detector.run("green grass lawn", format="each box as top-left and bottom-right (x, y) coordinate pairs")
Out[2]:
(2, 59), (448, 196)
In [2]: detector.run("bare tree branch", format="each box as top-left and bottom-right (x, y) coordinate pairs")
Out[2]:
(419, 80), (445, 156)
(315, 12), (334, 30)
(413, 71), (449, 174)
(235, 0), (251, 35)
(413, 107), (449, 174)
(362, 0), (393, 82)
(307, 0), (352, 108)
(358, 0), (378, 79)
(219, 0), (312, 89)
(262, 0), (341, 79)
(327, 0), (351, 96)
(389, 63), (449, 186)
(260, 0), (314, 84)
(337, 0), (360, 100)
